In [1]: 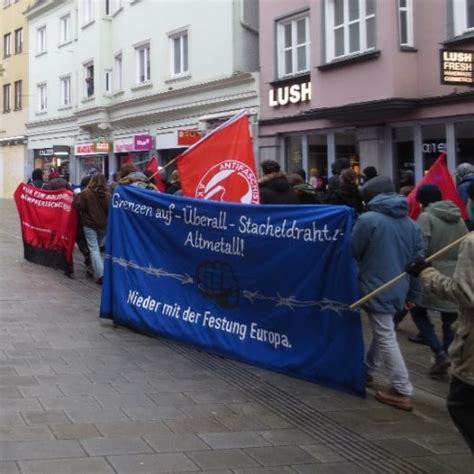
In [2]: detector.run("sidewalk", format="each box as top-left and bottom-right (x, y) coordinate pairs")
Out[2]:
(0, 198), (471, 474)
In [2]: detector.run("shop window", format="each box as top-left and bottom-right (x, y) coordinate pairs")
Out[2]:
(335, 131), (359, 175)
(14, 28), (22, 54)
(169, 30), (188, 77)
(421, 123), (446, 172)
(325, 0), (375, 62)
(455, 122), (474, 166)
(392, 127), (414, 191)
(453, 0), (474, 36)
(277, 13), (310, 78)
(307, 134), (328, 188)
(14, 80), (21, 110)
(398, 0), (413, 47)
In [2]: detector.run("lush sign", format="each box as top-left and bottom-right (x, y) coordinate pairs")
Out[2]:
(441, 49), (474, 85)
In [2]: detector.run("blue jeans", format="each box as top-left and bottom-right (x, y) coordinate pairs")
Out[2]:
(411, 306), (457, 354)
(83, 226), (106, 280)
(365, 312), (413, 396)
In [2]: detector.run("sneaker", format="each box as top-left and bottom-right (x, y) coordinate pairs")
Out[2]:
(407, 334), (429, 346)
(375, 388), (413, 411)
(429, 352), (450, 376)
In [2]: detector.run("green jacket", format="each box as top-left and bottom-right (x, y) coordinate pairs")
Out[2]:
(420, 232), (474, 386)
(417, 201), (468, 312)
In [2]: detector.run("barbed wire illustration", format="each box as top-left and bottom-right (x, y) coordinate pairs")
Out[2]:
(106, 255), (355, 315)
(104, 255), (194, 285)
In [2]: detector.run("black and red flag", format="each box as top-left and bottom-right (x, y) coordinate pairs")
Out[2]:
(14, 183), (78, 274)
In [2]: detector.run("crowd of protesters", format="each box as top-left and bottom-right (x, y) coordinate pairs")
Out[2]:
(26, 157), (474, 457)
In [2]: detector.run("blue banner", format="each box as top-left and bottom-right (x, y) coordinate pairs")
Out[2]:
(100, 185), (365, 395)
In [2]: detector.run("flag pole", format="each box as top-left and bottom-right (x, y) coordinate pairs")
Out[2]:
(349, 232), (473, 310)
(146, 157), (178, 183)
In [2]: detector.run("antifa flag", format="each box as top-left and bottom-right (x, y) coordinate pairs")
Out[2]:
(408, 153), (468, 221)
(177, 110), (260, 204)
(143, 156), (165, 192)
(14, 183), (78, 274)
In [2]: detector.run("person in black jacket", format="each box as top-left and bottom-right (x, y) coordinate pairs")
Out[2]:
(326, 169), (364, 215)
(258, 160), (299, 205)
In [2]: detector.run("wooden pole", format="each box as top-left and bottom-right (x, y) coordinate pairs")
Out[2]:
(146, 157), (178, 183)
(349, 232), (473, 310)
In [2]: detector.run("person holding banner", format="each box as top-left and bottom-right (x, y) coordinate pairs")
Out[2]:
(258, 160), (299, 205)
(405, 233), (474, 457)
(75, 173), (111, 285)
(352, 176), (424, 411)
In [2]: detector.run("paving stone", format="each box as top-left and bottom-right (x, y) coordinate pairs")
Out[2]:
(0, 376), (37, 386)
(19, 457), (115, 474)
(0, 426), (54, 442)
(0, 398), (42, 412)
(93, 393), (158, 409)
(50, 423), (102, 440)
(143, 432), (210, 452)
(22, 411), (71, 425)
(186, 390), (250, 404)
(292, 462), (368, 473)
(0, 368), (18, 376)
(0, 387), (23, 399)
(198, 431), (272, 449)
(18, 385), (64, 398)
(259, 429), (316, 446)
(188, 449), (259, 470)
(58, 383), (118, 397)
(107, 452), (200, 473)
(39, 396), (102, 411)
(0, 462), (20, 474)
(81, 436), (153, 456)
(256, 414), (292, 429)
(179, 403), (239, 418)
(122, 405), (184, 421)
(411, 434), (470, 454)
(164, 417), (228, 434)
(233, 468), (295, 474)
(147, 392), (196, 406)
(65, 408), (129, 423)
(96, 421), (172, 438)
(299, 444), (345, 463)
(247, 445), (319, 466)
(217, 415), (271, 431)
(0, 440), (85, 461)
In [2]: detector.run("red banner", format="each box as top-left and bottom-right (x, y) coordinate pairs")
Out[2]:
(177, 111), (260, 204)
(407, 153), (468, 220)
(14, 183), (78, 274)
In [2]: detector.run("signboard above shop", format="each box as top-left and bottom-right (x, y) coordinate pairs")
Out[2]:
(440, 49), (474, 86)
(75, 143), (111, 155)
(113, 135), (153, 153)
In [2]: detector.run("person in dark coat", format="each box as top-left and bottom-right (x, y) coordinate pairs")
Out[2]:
(326, 158), (350, 193)
(362, 166), (378, 184)
(258, 160), (299, 205)
(165, 170), (182, 195)
(455, 162), (474, 204)
(30, 169), (44, 188)
(326, 169), (364, 215)
(287, 173), (320, 204)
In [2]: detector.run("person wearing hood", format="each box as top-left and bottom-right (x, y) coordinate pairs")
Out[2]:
(75, 173), (111, 285)
(258, 160), (299, 205)
(352, 176), (424, 411)
(410, 184), (468, 377)
(118, 163), (158, 191)
(455, 162), (474, 204)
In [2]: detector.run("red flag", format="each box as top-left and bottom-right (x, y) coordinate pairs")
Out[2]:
(143, 156), (165, 192)
(407, 153), (467, 220)
(14, 183), (78, 274)
(177, 111), (260, 204)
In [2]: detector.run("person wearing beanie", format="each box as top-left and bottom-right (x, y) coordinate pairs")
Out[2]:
(455, 162), (474, 204)
(362, 166), (378, 184)
(258, 160), (299, 205)
(410, 184), (468, 377)
(352, 176), (424, 411)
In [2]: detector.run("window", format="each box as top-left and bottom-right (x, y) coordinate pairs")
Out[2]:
(398, 0), (413, 47)
(14, 80), (21, 110)
(3, 33), (11, 57)
(83, 0), (93, 23)
(37, 26), (46, 54)
(105, 0), (122, 15)
(105, 70), (112, 93)
(277, 14), (310, 78)
(84, 62), (94, 97)
(135, 43), (150, 83)
(37, 83), (47, 112)
(3, 84), (11, 112)
(60, 76), (71, 106)
(14, 28), (22, 53)
(60, 14), (71, 43)
(114, 53), (123, 90)
(170, 31), (188, 76)
(453, 0), (474, 36)
(325, 0), (375, 61)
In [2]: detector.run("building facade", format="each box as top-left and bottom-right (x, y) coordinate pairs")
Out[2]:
(25, 0), (260, 184)
(258, 0), (474, 187)
(0, 0), (29, 198)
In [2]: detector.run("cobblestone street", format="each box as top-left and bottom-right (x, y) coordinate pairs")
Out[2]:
(0, 198), (472, 474)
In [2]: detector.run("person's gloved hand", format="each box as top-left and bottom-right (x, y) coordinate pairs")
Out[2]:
(405, 257), (432, 277)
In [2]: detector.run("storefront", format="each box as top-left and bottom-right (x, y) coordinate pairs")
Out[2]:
(74, 142), (111, 179)
(155, 129), (203, 169)
(33, 146), (71, 180)
(114, 134), (153, 170)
